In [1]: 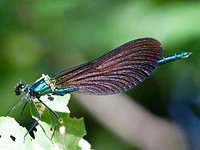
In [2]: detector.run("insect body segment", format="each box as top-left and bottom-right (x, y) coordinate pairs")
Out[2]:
(28, 75), (78, 97)
(31, 78), (52, 96)
(157, 52), (192, 65)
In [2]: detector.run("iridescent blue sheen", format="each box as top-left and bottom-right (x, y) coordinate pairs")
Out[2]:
(158, 52), (192, 65)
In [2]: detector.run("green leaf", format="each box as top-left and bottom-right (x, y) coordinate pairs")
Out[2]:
(0, 91), (91, 149)
(30, 94), (88, 150)
(0, 116), (45, 150)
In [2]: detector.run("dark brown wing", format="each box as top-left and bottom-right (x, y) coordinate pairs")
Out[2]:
(51, 38), (162, 95)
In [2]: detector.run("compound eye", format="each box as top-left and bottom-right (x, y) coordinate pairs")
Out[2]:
(15, 83), (26, 95)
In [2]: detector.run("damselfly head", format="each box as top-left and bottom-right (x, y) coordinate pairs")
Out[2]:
(15, 82), (27, 95)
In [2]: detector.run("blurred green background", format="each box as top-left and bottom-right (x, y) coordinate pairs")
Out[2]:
(0, 0), (199, 150)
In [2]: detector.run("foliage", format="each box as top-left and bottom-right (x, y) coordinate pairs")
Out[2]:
(0, 94), (90, 150)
